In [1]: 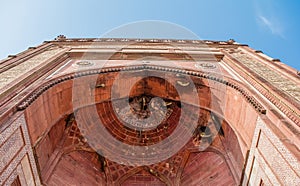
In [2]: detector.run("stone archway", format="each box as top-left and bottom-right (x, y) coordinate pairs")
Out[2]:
(21, 65), (261, 185)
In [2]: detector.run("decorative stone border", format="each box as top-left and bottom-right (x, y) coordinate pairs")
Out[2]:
(0, 114), (41, 185)
(195, 62), (217, 69)
(242, 117), (300, 185)
(17, 65), (266, 115)
(52, 36), (243, 46)
(222, 49), (300, 126)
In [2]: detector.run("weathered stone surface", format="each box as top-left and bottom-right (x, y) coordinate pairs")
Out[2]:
(0, 38), (299, 185)
(0, 114), (41, 185)
(227, 48), (300, 104)
(0, 47), (64, 90)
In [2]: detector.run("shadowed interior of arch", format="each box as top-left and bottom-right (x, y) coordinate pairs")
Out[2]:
(22, 69), (248, 185)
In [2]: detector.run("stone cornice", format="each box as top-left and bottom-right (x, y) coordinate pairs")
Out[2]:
(50, 36), (246, 47)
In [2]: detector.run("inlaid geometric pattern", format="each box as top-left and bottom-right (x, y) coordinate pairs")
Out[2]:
(243, 117), (300, 185)
(0, 47), (64, 90)
(106, 161), (135, 182)
(1, 37), (298, 185)
(229, 49), (300, 102)
(0, 128), (24, 173)
(0, 114), (41, 185)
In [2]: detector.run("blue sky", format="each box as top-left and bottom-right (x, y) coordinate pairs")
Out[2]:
(0, 0), (299, 70)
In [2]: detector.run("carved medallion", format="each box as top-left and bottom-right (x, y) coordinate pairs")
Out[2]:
(74, 61), (94, 67)
(195, 62), (216, 69)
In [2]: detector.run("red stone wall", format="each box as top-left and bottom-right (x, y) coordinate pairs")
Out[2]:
(1, 38), (299, 185)
(47, 151), (106, 185)
(180, 152), (235, 186)
(243, 117), (300, 185)
(0, 114), (40, 185)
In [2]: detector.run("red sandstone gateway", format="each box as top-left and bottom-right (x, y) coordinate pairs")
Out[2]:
(0, 37), (299, 185)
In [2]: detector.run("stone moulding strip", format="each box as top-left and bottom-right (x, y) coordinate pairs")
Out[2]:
(0, 42), (53, 67)
(0, 53), (70, 111)
(242, 46), (300, 80)
(222, 50), (300, 126)
(0, 47), (69, 101)
(16, 65), (266, 114)
(51, 37), (246, 47)
(229, 49), (300, 105)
